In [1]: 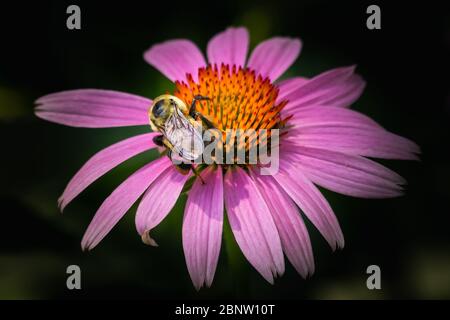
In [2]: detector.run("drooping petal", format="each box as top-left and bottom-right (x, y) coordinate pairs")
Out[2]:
(224, 167), (284, 284)
(183, 167), (224, 290)
(207, 27), (249, 68)
(144, 39), (206, 82)
(35, 89), (151, 128)
(282, 146), (406, 198)
(274, 159), (345, 250)
(285, 122), (420, 160)
(276, 77), (308, 103)
(247, 37), (302, 81)
(282, 66), (365, 111)
(251, 170), (314, 278)
(59, 132), (159, 211)
(81, 157), (171, 251)
(135, 166), (190, 236)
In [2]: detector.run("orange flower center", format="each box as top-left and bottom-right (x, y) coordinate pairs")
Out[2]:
(175, 64), (290, 131)
(174, 64), (290, 165)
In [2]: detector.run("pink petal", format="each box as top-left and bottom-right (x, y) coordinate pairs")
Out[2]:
(247, 37), (302, 81)
(321, 74), (366, 108)
(274, 159), (345, 250)
(207, 27), (249, 68)
(144, 39), (206, 82)
(276, 77), (308, 103)
(183, 167), (224, 290)
(135, 166), (190, 236)
(224, 167), (284, 284)
(251, 170), (314, 278)
(35, 89), (151, 128)
(59, 132), (159, 211)
(81, 157), (171, 250)
(287, 105), (382, 129)
(282, 146), (406, 198)
(282, 66), (365, 111)
(285, 122), (420, 160)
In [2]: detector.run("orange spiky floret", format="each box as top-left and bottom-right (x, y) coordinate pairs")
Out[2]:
(174, 64), (290, 163)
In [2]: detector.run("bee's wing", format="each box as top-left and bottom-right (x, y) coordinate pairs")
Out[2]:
(163, 109), (204, 161)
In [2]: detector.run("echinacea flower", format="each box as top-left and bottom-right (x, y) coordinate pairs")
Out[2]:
(35, 26), (419, 289)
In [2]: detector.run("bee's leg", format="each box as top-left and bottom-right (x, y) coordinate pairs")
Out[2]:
(167, 148), (181, 164)
(189, 95), (225, 133)
(159, 136), (176, 154)
(170, 157), (205, 184)
(189, 95), (210, 117)
(191, 165), (205, 184)
(152, 134), (164, 147)
(174, 162), (191, 175)
(154, 135), (179, 158)
(191, 107), (223, 131)
(197, 112), (220, 131)
(168, 148), (186, 171)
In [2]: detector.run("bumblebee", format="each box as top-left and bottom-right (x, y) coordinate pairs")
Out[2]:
(149, 94), (216, 180)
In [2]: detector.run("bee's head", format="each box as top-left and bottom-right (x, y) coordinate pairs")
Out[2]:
(150, 96), (173, 125)
(152, 99), (169, 119)
(150, 95), (187, 118)
(149, 94), (186, 131)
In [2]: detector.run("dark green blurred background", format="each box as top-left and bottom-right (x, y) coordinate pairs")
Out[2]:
(0, 0), (449, 299)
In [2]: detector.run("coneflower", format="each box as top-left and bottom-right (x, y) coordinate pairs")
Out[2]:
(35, 27), (419, 290)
